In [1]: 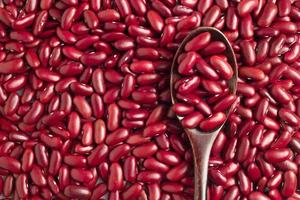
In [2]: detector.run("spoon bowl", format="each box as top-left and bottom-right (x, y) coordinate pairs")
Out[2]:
(170, 27), (238, 200)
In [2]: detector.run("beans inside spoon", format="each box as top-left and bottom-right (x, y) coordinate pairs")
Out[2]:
(170, 27), (238, 200)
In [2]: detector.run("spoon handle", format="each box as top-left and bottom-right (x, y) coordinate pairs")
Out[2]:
(186, 129), (219, 200)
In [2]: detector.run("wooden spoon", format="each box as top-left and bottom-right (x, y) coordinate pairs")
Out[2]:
(170, 27), (238, 200)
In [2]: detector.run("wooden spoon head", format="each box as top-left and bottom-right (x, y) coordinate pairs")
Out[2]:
(170, 27), (238, 133)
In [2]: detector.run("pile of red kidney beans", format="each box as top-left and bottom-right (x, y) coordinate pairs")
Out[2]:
(0, 0), (299, 199)
(173, 31), (236, 131)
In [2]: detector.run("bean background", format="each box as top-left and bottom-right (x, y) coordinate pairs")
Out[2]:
(0, 0), (299, 199)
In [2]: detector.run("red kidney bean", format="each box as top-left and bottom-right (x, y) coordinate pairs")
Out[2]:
(246, 163), (262, 182)
(30, 164), (46, 186)
(16, 174), (28, 198)
(210, 55), (233, 80)
(63, 154), (86, 168)
(3, 176), (13, 197)
(70, 168), (94, 183)
(237, 170), (251, 195)
(87, 143), (108, 167)
(181, 112), (204, 129)
(109, 144), (131, 162)
(21, 148), (34, 172)
(240, 40), (256, 65)
(108, 162), (123, 191)
(73, 96), (92, 119)
(279, 108), (300, 126)
(98, 9), (120, 22)
(236, 136), (250, 162)
(61, 7), (76, 30)
(166, 161), (188, 181)
(155, 133), (170, 150)
(144, 157), (169, 173)
(64, 185), (91, 199)
(249, 192), (271, 200)
(0, 156), (21, 173)
(267, 171), (282, 189)
(123, 156), (137, 182)
(137, 171), (162, 183)
(47, 176), (60, 194)
(121, 183), (142, 200)
(0, 59), (24, 74)
(240, 15), (254, 39)
(264, 148), (290, 163)
(90, 183), (107, 200)
(156, 150), (182, 166)
(258, 2), (278, 27)
(80, 51), (107, 66)
(161, 182), (184, 193)
(223, 137), (238, 161)
(271, 85), (292, 104)
(185, 32), (211, 52)
(278, 0), (291, 17)
(48, 150), (62, 175)
(202, 5), (221, 26)
(281, 171), (297, 197)
(237, 0), (258, 17)
(143, 123), (167, 137)
(199, 112), (226, 131)
(132, 142), (158, 158)
(147, 10), (164, 33)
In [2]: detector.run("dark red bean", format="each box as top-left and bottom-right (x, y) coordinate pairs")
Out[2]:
(147, 10), (164, 33)
(137, 171), (162, 183)
(0, 59), (24, 74)
(16, 174), (28, 198)
(240, 40), (256, 65)
(64, 185), (91, 199)
(248, 192), (270, 200)
(0, 156), (21, 173)
(80, 51), (107, 66)
(98, 9), (120, 22)
(237, 0), (258, 17)
(281, 171), (297, 197)
(108, 162), (123, 191)
(257, 2), (278, 27)
(87, 143), (108, 167)
(202, 5), (221, 26)
(199, 112), (226, 131)
(30, 164), (46, 186)
(133, 142), (158, 158)
(185, 32), (211, 52)
(166, 161), (188, 181)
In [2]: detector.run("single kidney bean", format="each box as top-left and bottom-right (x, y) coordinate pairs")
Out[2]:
(166, 161), (189, 181)
(123, 156), (137, 182)
(108, 162), (123, 191)
(281, 171), (297, 197)
(237, 0), (258, 17)
(16, 174), (28, 198)
(267, 171), (282, 189)
(64, 185), (91, 199)
(202, 5), (221, 26)
(199, 112), (226, 131)
(185, 32), (211, 52)
(0, 59), (24, 74)
(248, 192), (271, 200)
(87, 143), (108, 167)
(30, 164), (47, 186)
(0, 156), (21, 173)
(257, 2), (278, 27)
